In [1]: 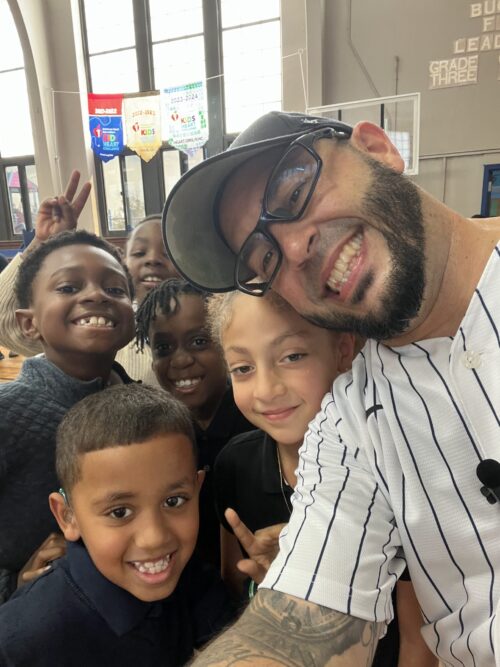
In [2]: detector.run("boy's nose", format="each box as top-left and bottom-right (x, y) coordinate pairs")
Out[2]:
(253, 370), (286, 403)
(134, 511), (171, 552)
(145, 252), (163, 266)
(80, 283), (109, 302)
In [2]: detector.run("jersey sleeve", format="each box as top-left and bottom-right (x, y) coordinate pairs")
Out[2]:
(260, 388), (405, 624)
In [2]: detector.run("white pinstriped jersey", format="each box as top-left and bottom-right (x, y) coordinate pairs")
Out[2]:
(261, 244), (500, 667)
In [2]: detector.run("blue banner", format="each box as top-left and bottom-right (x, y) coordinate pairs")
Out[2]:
(88, 93), (124, 163)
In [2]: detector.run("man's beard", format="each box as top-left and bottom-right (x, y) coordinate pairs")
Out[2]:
(304, 156), (426, 341)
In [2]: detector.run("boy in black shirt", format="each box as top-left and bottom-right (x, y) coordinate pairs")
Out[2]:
(0, 384), (234, 667)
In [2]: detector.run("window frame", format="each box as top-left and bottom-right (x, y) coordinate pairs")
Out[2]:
(481, 163), (500, 217)
(0, 5), (37, 245)
(80, 0), (280, 237)
(0, 155), (37, 242)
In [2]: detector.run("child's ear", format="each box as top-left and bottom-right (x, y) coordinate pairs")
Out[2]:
(196, 469), (206, 490)
(48, 492), (81, 542)
(15, 309), (42, 341)
(336, 333), (356, 374)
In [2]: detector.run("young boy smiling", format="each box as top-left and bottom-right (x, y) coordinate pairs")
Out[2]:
(0, 206), (177, 385)
(0, 384), (234, 667)
(0, 230), (135, 603)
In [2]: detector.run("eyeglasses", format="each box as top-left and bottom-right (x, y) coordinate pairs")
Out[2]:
(235, 125), (352, 296)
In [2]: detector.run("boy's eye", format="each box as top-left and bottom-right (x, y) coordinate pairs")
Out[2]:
(164, 496), (187, 508)
(107, 507), (132, 520)
(105, 286), (128, 297)
(230, 364), (253, 376)
(283, 352), (306, 363)
(130, 250), (145, 258)
(56, 284), (78, 294)
(153, 342), (174, 357)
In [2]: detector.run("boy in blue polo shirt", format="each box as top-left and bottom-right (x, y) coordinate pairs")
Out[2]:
(0, 384), (235, 667)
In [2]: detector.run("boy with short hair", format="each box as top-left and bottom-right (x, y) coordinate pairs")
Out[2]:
(0, 181), (177, 386)
(0, 384), (234, 667)
(0, 230), (135, 602)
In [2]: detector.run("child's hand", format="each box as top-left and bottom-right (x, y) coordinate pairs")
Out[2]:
(17, 533), (66, 586)
(30, 170), (91, 251)
(224, 508), (286, 585)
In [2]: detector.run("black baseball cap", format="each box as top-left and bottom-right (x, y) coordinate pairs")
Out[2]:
(162, 111), (352, 292)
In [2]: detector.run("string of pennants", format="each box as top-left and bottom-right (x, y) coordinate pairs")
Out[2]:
(88, 81), (208, 163)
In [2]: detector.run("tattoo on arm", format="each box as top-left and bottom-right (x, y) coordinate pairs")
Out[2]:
(193, 589), (382, 666)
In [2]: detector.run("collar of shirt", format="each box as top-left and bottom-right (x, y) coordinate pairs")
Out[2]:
(195, 385), (252, 440)
(194, 385), (233, 439)
(66, 540), (162, 636)
(18, 356), (133, 409)
(260, 432), (291, 496)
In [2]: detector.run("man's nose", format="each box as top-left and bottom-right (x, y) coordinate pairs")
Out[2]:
(270, 220), (317, 269)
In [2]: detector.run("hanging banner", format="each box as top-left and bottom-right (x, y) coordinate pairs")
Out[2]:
(88, 93), (124, 162)
(161, 81), (208, 156)
(123, 92), (162, 162)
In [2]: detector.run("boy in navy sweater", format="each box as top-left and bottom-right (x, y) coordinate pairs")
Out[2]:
(0, 230), (135, 602)
(0, 384), (234, 666)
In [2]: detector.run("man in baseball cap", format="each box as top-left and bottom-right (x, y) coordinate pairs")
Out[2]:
(164, 110), (500, 666)
(162, 111), (352, 292)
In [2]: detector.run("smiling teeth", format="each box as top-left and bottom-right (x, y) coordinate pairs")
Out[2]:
(132, 555), (171, 574)
(175, 378), (201, 388)
(143, 276), (162, 283)
(327, 232), (363, 293)
(75, 316), (114, 328)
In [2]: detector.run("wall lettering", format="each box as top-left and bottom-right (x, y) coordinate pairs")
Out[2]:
(430, 2), (500, 88)
(429, 56), (478, 89)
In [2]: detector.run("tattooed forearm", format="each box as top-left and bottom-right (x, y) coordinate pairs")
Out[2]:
(192, 589), (382, 666)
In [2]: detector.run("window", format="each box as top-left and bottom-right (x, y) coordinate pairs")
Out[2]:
(220, 0), (281, 134)
(80, 0), (282, 236)
(481, 164), (500, 217)
(0, 0), (37, 242)
(150, 0), (206, 100)
(84, 0), (138, 94)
